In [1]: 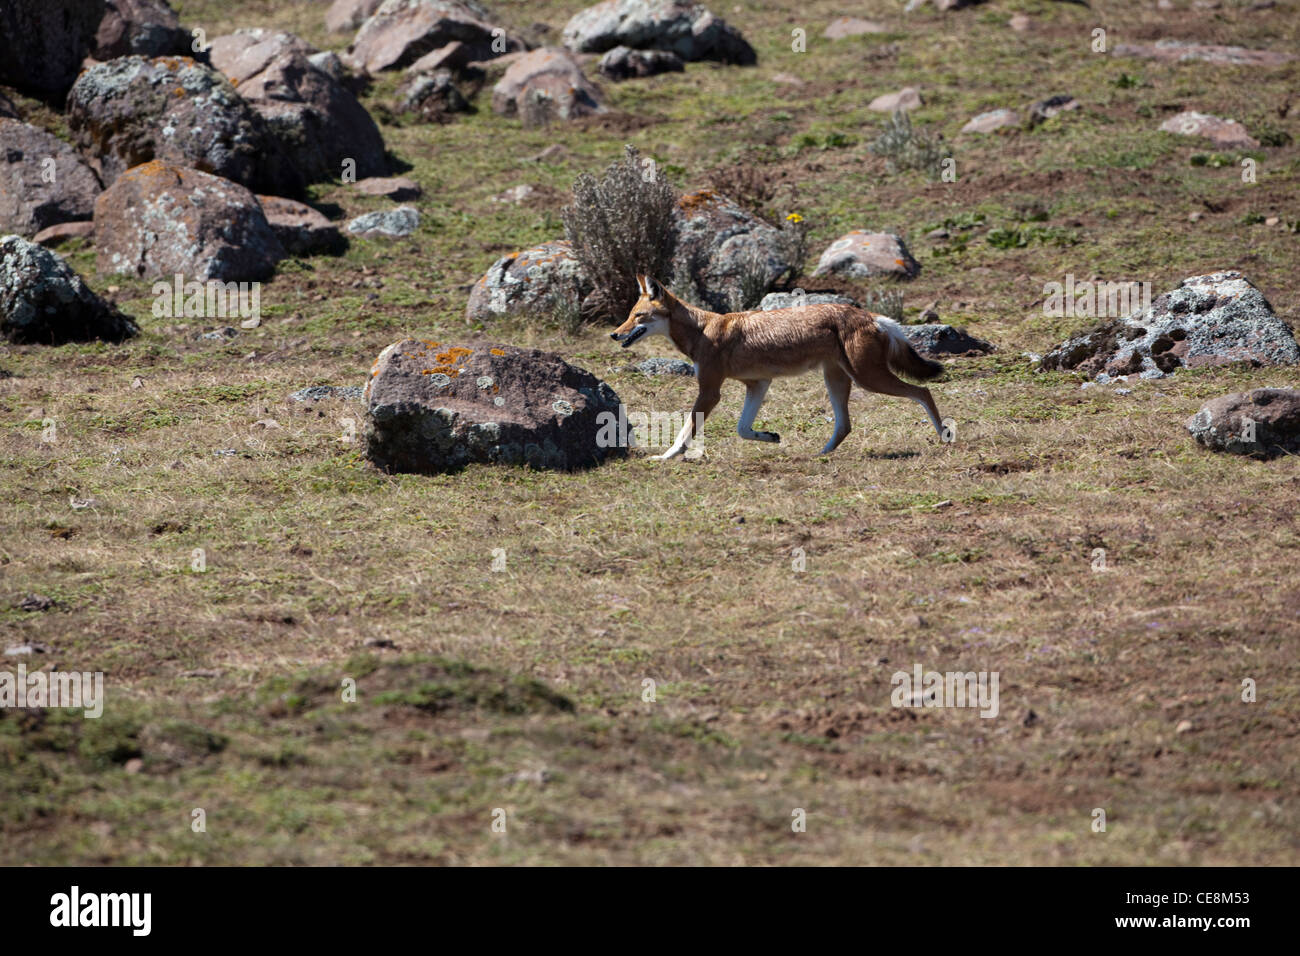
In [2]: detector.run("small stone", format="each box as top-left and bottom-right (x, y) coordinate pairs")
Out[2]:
(347, 206), (420, 238)
(355, 176), (422, 201)
(869, 87), (922, 113)
(962, 108), (1019, 134)
(634, 357), (694, 376)
(824, 17), (885, 39)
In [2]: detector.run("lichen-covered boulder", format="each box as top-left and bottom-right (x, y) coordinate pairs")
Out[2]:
(345, 0), (526, 74)
(363, 339), (627, 473)
(0, 120), (103, 237)
(66, 55), (304, 196)
(0, 234), (137, 344)
(671, 190), (795, 312)
(492, 48), (606, 120)
(258, 195), (343, 255)
(94, 161), (285, 280)
(0, 0), (189, 97)
(466, 240), (593, 322)
(208, 29), (388, 183)
(1187, 389), (1300, 459)
(811, 231), (920, 280)
(1040, 272), (1299, 380)
(562, 0), (756, 65)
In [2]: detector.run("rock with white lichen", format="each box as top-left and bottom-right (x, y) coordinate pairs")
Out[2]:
(1, 234), (137, 344)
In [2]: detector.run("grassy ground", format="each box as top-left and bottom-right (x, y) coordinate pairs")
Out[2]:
(2, 0), (1298, 864)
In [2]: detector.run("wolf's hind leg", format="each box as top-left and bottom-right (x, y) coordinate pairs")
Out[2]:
(853, 367), (944, 439)
(737, 379), (778, 442)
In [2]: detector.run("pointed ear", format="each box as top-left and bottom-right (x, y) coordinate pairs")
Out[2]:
(635, 274), (648, 295)
(645, 276), (661, 299)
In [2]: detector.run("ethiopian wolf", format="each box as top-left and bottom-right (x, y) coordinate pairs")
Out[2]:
(610, 276), (946, 459)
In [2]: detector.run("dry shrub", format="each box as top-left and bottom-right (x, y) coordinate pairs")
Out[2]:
(562, 144), (679, 322)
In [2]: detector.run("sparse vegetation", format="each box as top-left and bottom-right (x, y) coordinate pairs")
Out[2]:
(562, 144), (679, 321)
(869, 110), (951, 178)
(3, 0), (1298, 867)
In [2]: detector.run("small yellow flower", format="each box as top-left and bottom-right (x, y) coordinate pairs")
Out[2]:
(786, 212), (804, 223)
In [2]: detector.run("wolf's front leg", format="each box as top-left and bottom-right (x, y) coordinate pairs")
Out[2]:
(652, 385), (720, 460)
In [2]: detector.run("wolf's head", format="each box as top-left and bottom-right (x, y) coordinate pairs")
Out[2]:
(610, 275), (672, 349)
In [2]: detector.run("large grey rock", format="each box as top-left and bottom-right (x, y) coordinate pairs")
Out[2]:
(759, 291), (857, 310)
(1040, 272), (1299, 379)
(94, 161), (285, 281)
(0, 120), (103, 237)
(466, 239), (592, 322)
(672, 190), (796, 312)
(1187, 389), (1300, 459)
(364, 339), (627, 472)
(0, 0), (189, 97)
(899, 324), (994, 359)
(811, 231), (920, 280)
(207, 29), (389, 183)
(0, 234), (137, 344)
(346, 0), (526, 74)
(492, 47), (606, 121)
(67, 55), (305, 196)
(562, 0), (756, 65)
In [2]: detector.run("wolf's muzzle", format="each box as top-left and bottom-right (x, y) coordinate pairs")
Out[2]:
(611, 326), (648, 348)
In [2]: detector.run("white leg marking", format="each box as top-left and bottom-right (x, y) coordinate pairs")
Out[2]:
(737, 380), (777, 441)
(820, 366), (853, 455)
(652, 417), (695, 460)
(914, 397), (943, 437)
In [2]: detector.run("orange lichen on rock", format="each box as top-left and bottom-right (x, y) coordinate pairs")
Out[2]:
(434, 347), (474, 365)
(678, 189), (719, 214)
(489, 348), (506, 356)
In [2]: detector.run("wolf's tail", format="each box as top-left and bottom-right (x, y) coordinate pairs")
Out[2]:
(878, 318), (944, 380)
